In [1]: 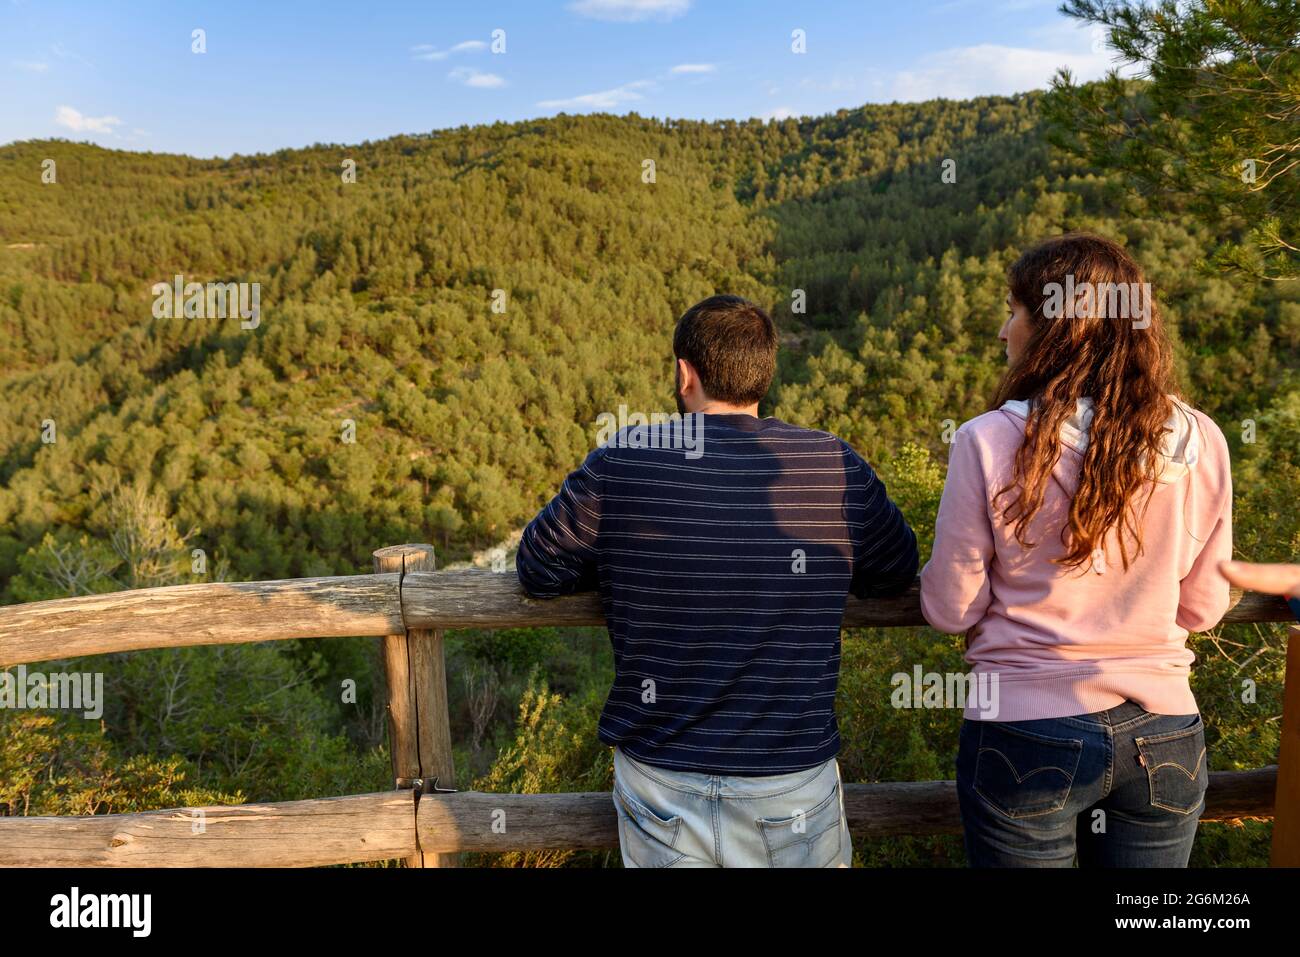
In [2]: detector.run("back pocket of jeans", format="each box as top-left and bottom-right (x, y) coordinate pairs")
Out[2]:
(613, 784), (684, 867)
(973, 722), (1084, 819)
(756, 781), (844, 868)
(1135, 718), (1208, 815)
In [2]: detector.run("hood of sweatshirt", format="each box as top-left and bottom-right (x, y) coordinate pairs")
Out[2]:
(998, 395), (1200, 486)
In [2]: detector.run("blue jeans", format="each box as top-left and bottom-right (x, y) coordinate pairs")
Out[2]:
(611, 747), (852, 868)
(956, 701), (1208, 867)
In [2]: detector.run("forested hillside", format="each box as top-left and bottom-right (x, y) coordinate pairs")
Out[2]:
(1, 94), (1296, 865)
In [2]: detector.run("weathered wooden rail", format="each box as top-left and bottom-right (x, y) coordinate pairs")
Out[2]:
(0, 570), (1288, 667)
(0, 769), (1280, 867)
(0, 543), (1295, 867)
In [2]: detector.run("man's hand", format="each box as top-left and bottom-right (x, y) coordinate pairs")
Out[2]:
(1219, 560), (1300, 597)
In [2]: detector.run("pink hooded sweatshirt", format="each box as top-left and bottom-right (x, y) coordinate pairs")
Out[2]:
(920, 396), (1233, 721)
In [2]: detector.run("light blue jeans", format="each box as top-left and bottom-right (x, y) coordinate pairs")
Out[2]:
(611, 746), (853, 868)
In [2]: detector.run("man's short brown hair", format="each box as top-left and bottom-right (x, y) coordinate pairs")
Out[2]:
(672, 295), (777, 405)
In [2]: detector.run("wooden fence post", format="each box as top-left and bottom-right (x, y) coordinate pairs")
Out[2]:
(1271, 625), (1300, 866)
(373, 544), (458, 868)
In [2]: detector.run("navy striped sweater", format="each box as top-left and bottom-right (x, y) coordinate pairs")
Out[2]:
(516, 413), (918, 775)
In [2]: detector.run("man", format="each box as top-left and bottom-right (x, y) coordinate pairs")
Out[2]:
(516, 295), (918, 867)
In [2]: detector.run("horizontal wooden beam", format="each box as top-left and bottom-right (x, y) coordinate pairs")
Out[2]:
(1222, 588), (1296, 624)
(402, 571), (1290, 630)
(0, 768), (1274, 866)
(0, 570), (1288, 667)
(0, 575), (403, 667)
(415, 767), (1278, 853)
(0, 792), (416, 867)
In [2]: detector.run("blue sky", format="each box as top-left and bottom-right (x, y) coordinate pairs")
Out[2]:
(1, 0), (1122, 158)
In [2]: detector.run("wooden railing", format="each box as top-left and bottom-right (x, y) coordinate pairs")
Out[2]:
(0, 543), (1295, 868)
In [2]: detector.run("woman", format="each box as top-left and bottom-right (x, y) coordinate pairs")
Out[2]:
(921, 233), (1233, 867)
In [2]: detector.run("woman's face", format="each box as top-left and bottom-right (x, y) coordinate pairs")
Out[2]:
(998, 293), (1033, 365)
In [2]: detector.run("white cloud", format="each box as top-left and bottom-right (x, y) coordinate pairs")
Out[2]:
(50, 43), (93, 68)
(757, 106), (796, 123)
(538, 79), (653, 110)
(536, 58), (716, 113)
(12, 60), (49, 72)
(54, 105), (121, 134)
(568, 0), (690, 22)
(449, 67), (506, 89)
(886, 27), (1123, 102)
(411, 39), (488, 62)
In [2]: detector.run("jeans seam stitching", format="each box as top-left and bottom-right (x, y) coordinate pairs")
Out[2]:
(619, 748), (712, 797)
(972, 722), (1083, 819)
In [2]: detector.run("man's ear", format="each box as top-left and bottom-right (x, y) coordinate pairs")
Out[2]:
(676, 358), (694, 398)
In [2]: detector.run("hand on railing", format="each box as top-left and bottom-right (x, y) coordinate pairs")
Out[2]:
(1221, 561), (1300, 622)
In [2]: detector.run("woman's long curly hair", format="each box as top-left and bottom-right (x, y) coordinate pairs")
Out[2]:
(990, 233), (1181, 570)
